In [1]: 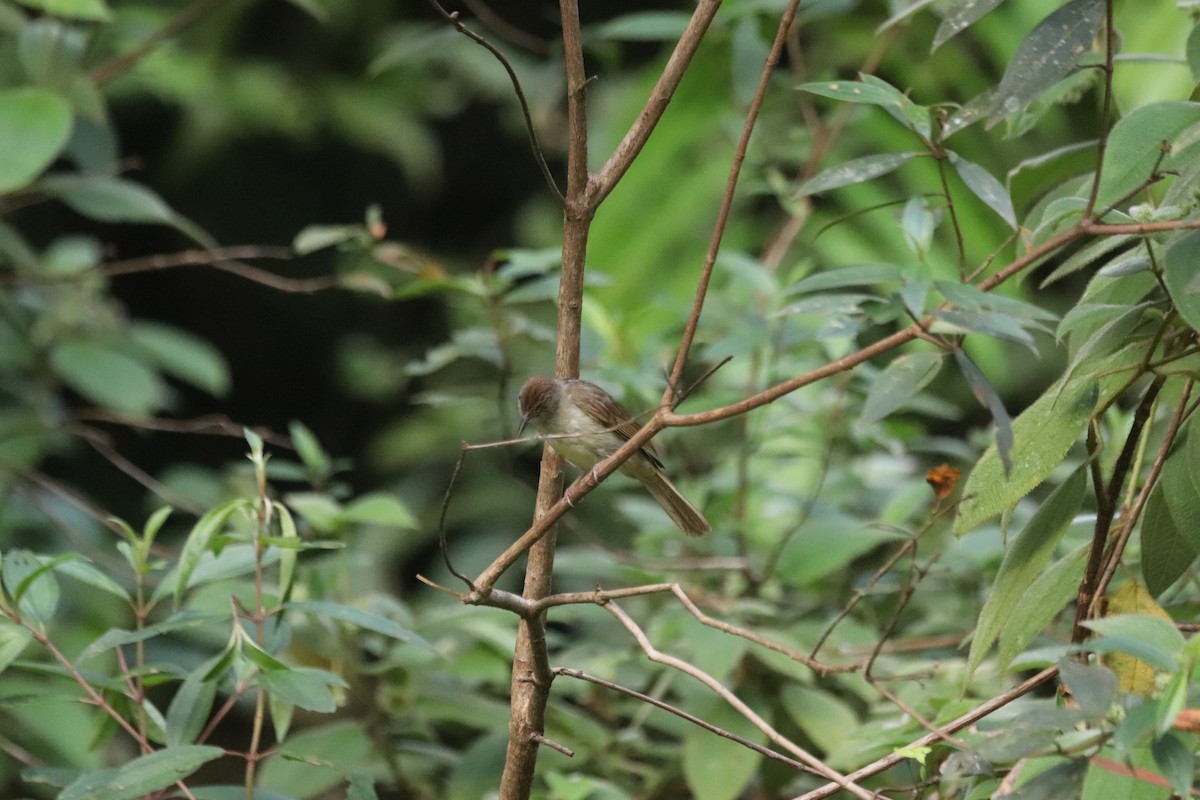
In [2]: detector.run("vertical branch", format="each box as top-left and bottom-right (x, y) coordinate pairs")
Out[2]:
(665, 0), (802, 399)
(497, 2), (589, 796)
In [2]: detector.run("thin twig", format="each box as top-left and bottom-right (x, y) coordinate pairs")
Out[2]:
(1082, 0), (1117, 219)
(794, 667), (1059, 799)
(664, 0), (803, 401)
(532, 582), (859, 675)
(1089, 379), (1193, 616)
(587, 0), (724, 205)
(437, 446), (478, 590)
(554, 667), (811, 771)
(90, 0), (227, 85)
(427, 1), (563, 205)
(606, 601), (883, 799)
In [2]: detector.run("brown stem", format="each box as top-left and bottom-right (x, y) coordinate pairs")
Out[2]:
(1072, 374), (1165, 643)
(795, 667), (1059, 799)
(90, 0), (227, 86)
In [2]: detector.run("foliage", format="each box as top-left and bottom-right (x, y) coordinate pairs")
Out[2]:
(0, 0), (1199, 799)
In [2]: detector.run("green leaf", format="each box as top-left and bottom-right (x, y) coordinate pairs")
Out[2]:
(339, 493), (417, 528)
(258, 667), (346, 713)
(1163, 227), (1200, 334)
(1189, 24), (1200, 83)
(955, 351), (1014, 474)
(1057, 303), (1152, 389)
(0, 87), (72, 193)
(998, 543), (1088, 670)
(1083, 614), (1185, 662)
(799, 75), (931, 137)
(155, 498), (250, 605)
(786, 263), (902, 295)
(50, 340), (167, 416)
(988, 0), (1105, 126)
(51, 557), (130, 602)
(775, 520), (905, 587)
(165, 660), (220, 747)
(935, 308), (1038, 351)
(288, 420), (330, 483)
(1, 549), (62, 624)
(81, 611), (220, 661)
(936, 280), (1058, 322)
(858, 351), (945, 426)
(780, 686), (858, 754)
(933, 0), (1005, 51)
(591, 11), (691, 42)
(59, 745), (224, 800)
(292, 223), (368, 255)
(793, 152), (922, 197)
(901, 195), (936, 259)
(128, 322), (230, 397)
(347, 772), (378, 800)
(0, 621), (33, 675)
(949, 153), (1016, 228)
(1057, 658), (1117, 719)
(282, 600), (433, 651)
(1096, 102), (1200, 212)
(955, 376), (1098, 534)
(966, 465), (1086, 678)
(1141, 486), (1199, 597)
(1011, 759), (1087, 800)
(15, 0), (111, 21)
(683, 699), (763, 800)
(44, 176), (215, 246)
(1151, 733), (1194, 797)
(276, 504), (299, 602)
(1041, 235), (1134, 288)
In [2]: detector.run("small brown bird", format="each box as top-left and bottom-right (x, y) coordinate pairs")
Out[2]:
(517, 376), (710, 536)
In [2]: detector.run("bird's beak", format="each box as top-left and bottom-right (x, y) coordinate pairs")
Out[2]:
(518, 413), (530, 437)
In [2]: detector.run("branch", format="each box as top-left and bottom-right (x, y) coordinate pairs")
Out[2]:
(532, 582), (859, 675)
(90, 0), (227, 86)
(665, 0), (803, 399)
(587, 0), (724, 205)
(606, 601), (883, 800)
(554, 667), (812, 771)
(427, 1), (563, 204)
(794, 667), (1059, 799)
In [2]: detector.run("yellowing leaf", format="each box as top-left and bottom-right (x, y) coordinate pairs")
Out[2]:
(1104, 583), (1173, 696)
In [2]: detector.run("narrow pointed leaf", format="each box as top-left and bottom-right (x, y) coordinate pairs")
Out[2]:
(794, 152), (921, 197)
(955, 351), (1014, 473)
(950, 153), (1016, 227)
(59, 745), (224, 800)
(988, 0), (1105, 126)
(1164, 227), (1200, 333)
(933, 0), (1006, 50)
(858, 351), (945, 426)
(955, 376), (1098, 534)
(966, 465), (1086, 679)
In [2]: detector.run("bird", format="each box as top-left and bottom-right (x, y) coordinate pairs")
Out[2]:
(517, 376), (710, 536)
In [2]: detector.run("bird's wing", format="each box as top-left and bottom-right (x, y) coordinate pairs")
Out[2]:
(572, 382), (664, 468)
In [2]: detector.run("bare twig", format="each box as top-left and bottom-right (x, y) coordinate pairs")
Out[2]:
(794, 667), (1059, 799)
(554, 667), (812, 771)
(606, 601), (883, 800)
(533, 582), (859, 674)
(428, 1), (564, 204)
(71, 409), (290, 448)
(587, 0), (725, 205)
(664, 0), (803, 401)
(90, 0), (227, 86)
(1088, 379), (1193, 617)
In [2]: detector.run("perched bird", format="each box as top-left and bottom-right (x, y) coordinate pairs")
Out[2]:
(517, 376), (710, 536)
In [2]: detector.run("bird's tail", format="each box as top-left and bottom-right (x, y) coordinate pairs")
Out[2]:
(641, 468), (710, 537)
